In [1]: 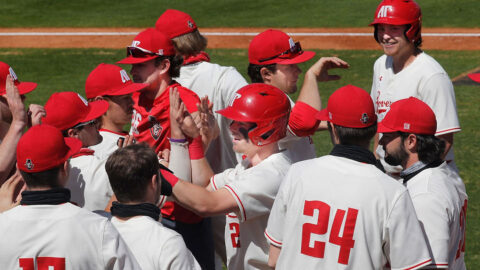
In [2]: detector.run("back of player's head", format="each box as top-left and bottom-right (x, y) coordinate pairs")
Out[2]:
(155, 9), (207, 56)
(106, 143), (160, 203)
(217, 83), (291, 146)
(370, 0), (422, 47)
(42, 92), (109, 132)
(0, 61), (37, 96)
(317, 85), (377, 146)
(378, 97), (444, 163)
(17, 124), (81, 188)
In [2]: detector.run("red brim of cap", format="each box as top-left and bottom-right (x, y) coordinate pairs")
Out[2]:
(377, 121), (398, 133)
(277, 51), (316, 65)
(15, 81), (37, 95)
(64, 137), (83, 159)
(117, 55), (158, 64)
(82, 99), (109, 123)
(315, 109), (329, 121)
(110, 82), (149, 96)
(468, 73), (480, 83)
(216, 107), (243, 122)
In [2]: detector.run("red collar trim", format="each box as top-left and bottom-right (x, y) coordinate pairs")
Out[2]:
(99, 128), (128, 136)
(71, 148), (95, 158)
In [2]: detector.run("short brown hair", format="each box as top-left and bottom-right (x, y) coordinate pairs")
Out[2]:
(105, 143), (160, 203)
(171, 30), (207, 56)
(154, 55), (183, 78)
(20, 165), (63, 189)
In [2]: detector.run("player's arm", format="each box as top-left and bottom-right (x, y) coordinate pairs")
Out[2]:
(296, 57), (349, 132)
(268, 245), (281, 268)
(0, 76), (27, 184)
(162, 169), (238, 217)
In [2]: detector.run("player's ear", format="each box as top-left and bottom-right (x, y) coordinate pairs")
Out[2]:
(58, 160), (70, 187)
(93, 96), (104, 101)
(260, 67), (273, 83)
(157, 58), (171, 75)
(67, 128), (79, 138)
(404, 133), (418, 153)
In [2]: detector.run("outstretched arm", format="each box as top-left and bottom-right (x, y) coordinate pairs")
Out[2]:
(0, 75), (27, 184)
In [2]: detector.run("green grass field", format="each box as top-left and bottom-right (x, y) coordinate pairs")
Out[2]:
(1, 0), (479, 267)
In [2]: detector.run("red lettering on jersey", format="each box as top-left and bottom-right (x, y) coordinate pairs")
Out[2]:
(19, 257), (65, 270)
(301, 200), (359, 265)
(456, 199), (468, 259)
(229, 222), (241, 248)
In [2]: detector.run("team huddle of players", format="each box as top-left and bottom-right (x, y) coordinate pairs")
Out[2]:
(0, 0), (474, 269)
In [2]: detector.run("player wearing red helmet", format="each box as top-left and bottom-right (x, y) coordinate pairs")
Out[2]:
(163, 83), (292, 269)
(370, 0), (460, 175)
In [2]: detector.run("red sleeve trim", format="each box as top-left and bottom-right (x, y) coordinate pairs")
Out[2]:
(402, 259), (433, 270)
(264, 230), (282, 247)
(435, 127), (461, 135)
(225, 185), (247, 221)
(211, 176), (218, 191)
(288, 101), (320, 137)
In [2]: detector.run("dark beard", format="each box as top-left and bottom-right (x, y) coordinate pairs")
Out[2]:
(384, 144), (409, 167)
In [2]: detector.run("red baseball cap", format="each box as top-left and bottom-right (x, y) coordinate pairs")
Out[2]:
(0, 61), (37, 95)
(468, 73), (480, 83)
(42, 92), (109, 131)
(248, 29), (315, 65)
(117, 28), (175, 65)
(155, 9), (198, 39)
(17, 124), (82, 172)
(316, 85), (376, 128)
(85, 63), (148, 99)
(378, 97), (436, 135)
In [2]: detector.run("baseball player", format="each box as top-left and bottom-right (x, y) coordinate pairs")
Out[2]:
(117, 27), (217, 269)
(369, 0), (461, 174)
(42, 91), (114, 211)
(85, 63), (147, 159)
(155, 9), (248, 268)
(0, 62), (38, 183)
(104, 143), (201, 270)
(163, 83), (292, 270)
(265, 85), (432, 269)
(0, 124), (140, 269)
(247, 29), (349, 162)
(378, 97), (468, 269)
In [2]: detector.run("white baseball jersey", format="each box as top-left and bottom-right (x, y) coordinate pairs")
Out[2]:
(210, 152), (292, 270)
(67, 151), (113, 211)
(176, 61), (247, 173)
(111, 215), (201, 270)
(278, 97), (316, 163)
(404, 162), (468, 269)
(371, 52), (461, 173)
(265, 155), (432, 269)
(0, 203), (140, 269)
(89, 129), (125, 160)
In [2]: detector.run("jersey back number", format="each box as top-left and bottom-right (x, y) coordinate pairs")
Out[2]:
(19, 257), (65, 270)
(301, 200), (359, 265)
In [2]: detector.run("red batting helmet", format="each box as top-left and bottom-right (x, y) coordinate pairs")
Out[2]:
(370, 0), (422, 44)
(217, 83), (291, 146)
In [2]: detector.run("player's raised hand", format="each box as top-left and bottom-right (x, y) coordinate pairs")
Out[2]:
(116, 134), (135, 148)
(0, 170), (25, 213)
(169, 87), (199, 139)
(27, 104), (46, 127)
(195, 96), (219, 148)
(5, 75), (27, 128)
(308, 57), (349, 82)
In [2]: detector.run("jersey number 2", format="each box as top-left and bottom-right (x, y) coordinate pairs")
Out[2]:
(19, 257), (65, 270)
(301, 200), (358, 265)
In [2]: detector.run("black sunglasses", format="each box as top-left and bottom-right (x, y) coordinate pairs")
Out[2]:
(126, 46), (160, 58)
(258, 42), (303, 63)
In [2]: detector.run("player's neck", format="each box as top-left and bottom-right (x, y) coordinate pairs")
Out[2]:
(392, 47), (421, 74)
(101, 117), (125, 134)
(403, 154), (419, 170)
(248, 143), (279, 167)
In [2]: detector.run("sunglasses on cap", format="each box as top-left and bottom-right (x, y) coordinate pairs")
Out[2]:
(126, 46), (161, 58)
(258, 42), (303, 63)
(72, 119), (97, 130)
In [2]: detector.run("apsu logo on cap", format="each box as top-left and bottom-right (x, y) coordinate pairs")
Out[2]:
(187, 20), (194, 28)
(120, 69), (131, 83)
(148, 115), (162, 141)
(131, 40), (141, 47)
(25, 159), (34, 170)
(77, 93), (89, 107)
(360, 113), (369, 124)
(9, 67), (18, 81)
(404, 123), (411, 130)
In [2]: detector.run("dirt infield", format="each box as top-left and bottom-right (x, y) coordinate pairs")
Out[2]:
(1, 27), (479, 50)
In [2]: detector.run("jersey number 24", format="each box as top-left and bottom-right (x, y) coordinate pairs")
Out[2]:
(301, 200), (358, 265)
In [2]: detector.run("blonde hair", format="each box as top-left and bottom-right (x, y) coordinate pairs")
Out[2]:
(171, 30), (207, 56)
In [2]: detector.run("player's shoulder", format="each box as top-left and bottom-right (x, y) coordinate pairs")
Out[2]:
(373, 54), (388, 69)
(407, 163), (464, 200)
(414, 52), (449, 75)
(172, 82), (200, 100)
